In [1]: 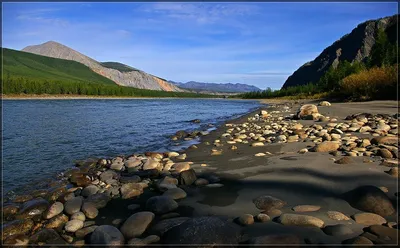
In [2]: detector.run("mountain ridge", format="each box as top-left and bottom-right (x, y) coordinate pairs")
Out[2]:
(171, 81), (261, 93)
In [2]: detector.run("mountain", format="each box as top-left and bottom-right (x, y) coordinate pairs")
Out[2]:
(171, 81), (261, 93)
(3, 48), (116, 85)
(22, 41), (183, 92)
(282, 14), (398, 89)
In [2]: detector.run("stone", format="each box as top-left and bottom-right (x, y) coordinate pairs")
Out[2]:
(127, 204), (141, 211)
(124, 158), (142, 168)
(163, 188), (187, 200)
(71, 212), (86, 221)
(342, 185), (395, 217)
(28, 228), (65, 245)
(387, 167), (399, 177)
(371, 136), (398, 145)
(378, 148), (393, 159)
(342, 236), (374, 245)
(297, 104), (318, 119)
(100, 170), (119, 182)
(367, 225), (399, 241)
(46, 186), (67, 202)
(65, 219), (84, 232)
(90, 225), (125, 245)
(255, 213), (270, 222)
(319, 101), (331, 106)
(15, 197), (49, 219)
(43, 201), (64, 219)
(3, 234), (29, 245)
(157, 176), (178, 192)
(45, 213), (69, 229)
(64, 196), (83, 215)
(237, 214), (254, 225)
(249, 234), (302, 244)
(120, 211), (155, 240)
(2, 204), (19, 220)
(194, 178), (209, 186)
(145, 196), (178, 214)
(1, 219), (34, 241)
(179, 169), (197, 185)
(160, 212), (180, 220)
(327, 211), (350, 221)
(75, 225), (98, 239)
(334, 157), (353, 164)
(143, 159), (159, 170)
(120, 183), (143, 199)
(148, 217), (190, 236)
(81, 185), (99, 197)
(119, 175), (141, 184)
(85, 193), (110, 209)
(162, 216), (242, 245)
(277, 213), (324, 228)
(352, 212), (386, 226)
(13, 195), (33, 203)
(82, 202), (98, 219)
(312, 141), (340, 152)
(323, 224), (353, 236)
(171, 162), (191, 173)
(253, 195), (286, 211)
(292, 205), (321, 212)
(251, 142), (264, 147)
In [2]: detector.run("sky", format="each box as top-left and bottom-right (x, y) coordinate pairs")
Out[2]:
(2, 2), (398, 90)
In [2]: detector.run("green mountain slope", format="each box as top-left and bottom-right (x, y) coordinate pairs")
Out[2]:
(3, 48), (116, 84)
(100, 62), (138, 72)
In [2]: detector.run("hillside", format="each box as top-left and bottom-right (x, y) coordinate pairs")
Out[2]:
(282, 14), (398, 89)
(22, 41), (184, 92)
(100, 62), (138, 72)
(2, 48), (116, 85)
(171, 81), (261, 93)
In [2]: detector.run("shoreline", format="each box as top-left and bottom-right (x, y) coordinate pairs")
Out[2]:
(2, 100), (398, 245)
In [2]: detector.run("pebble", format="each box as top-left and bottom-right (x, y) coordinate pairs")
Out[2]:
(255, 213), (270, 222)
(237, 214), (254, 225)
(327, 211), (350, 221)
(292, 205), (321, 212)
(352, 212), (387, 226)
(253, 195), (286, 211)
(71, 212), (86, 221)
(44, 202), (64, 219)
(323, 224), (353, 236)
(90, 225), (125, 245)
(64, 196), (83, 215)
(65, 219), (84, 232)
(163, 188), (187, 200)
(81, 202), (98, 219)
(277, 213), (324, 228)
(145, 196), (178, 214)
(120, 211), (155, 240)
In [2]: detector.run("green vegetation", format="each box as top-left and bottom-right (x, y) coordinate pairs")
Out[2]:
(100, 62), (138, 72)
(2, 48), (216, 98)
(240, 28), (398, 101)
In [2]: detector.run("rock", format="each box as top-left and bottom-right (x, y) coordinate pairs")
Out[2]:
(342, 185), (395, 217)
(277, 213), (324, 228)
(323, 224), (353, 236)
(143, 159), (159, 170)
(124, 158), (142, 168)
(206, 183), (224, 188)
(292, 205), (321, 212)
(120, 183), (143, 199)
(297, 104), (318, 119)
(162, 216), (242, 246)
(237, 214), (254, 225)
(253, 195), (286, 211)
(65, 219), (84, 232)
(1, 219), (34, 241)
(127, 204), (141, 211)
(157, 176), (178, 192)
(75, 225), (98, 239)
(81, 185), (99, 197)
(312, 141), (339, 152)
(85, 193), (110, 209)
(146, 196), (178, 214)
(249, 234), (302, 244)
(371, 136), (398, 145)
(3, 234), (29, 245)
(334, 157), (353, 164)
(46, 186), (67, 202)
(255, 213), (270, 222)
(82, 202), (98, 219)
(342, 236), (374, 245)
(64, 196), (83, 215)
(352, 212), (386, 226)
(378, 148), (393, 159)
(163, 188), (187, 200)
(160, 212), (180, 220)
(43, 201), (64, 219)
(251, 142), (264, 147)
(90, 225), (125, 246)
(71, 212), (86, 221)
(319, 101), (331, 106)
(15, 197), (49, 219)
(327, 211), (350, 221)
(120, 211), (155, 240)
(13, 195), (33, 203)
(194, 178), (209, 186)
(148, 217), (190, 236)
(45, 213), (69, 229)
(179, 169), (197, 185)
(171, 162), (191, 173)
(99, 170), (119, 182)
(29, 228), (65, 245)
(119, 175), (141, 184)
(367, 225), (399, 241)
(387, 167), (399, 177)
(2, 204), (19, 220)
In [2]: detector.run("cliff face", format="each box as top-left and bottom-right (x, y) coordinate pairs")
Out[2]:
(22, 41), (184, 92)
(282, 14), (398, 89)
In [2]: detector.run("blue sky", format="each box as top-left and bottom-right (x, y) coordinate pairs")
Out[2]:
(2, 2), (398, 89)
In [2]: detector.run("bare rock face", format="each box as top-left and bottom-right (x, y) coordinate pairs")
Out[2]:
(22, 41), (184, 92)
(282, 14), (398, 88)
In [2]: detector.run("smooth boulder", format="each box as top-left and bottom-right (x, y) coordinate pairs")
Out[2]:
(277, 213), (324, 228)
(90, 225), (125, 246)
(253, 195), (286, 211)
(145, 196), (178, 215)
(120, 212), (155, 240)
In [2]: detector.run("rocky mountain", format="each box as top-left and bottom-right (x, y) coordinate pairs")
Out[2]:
(22, 41), (184, 92)
(171, 81), (261, 93)
(282, 14), (398, 89)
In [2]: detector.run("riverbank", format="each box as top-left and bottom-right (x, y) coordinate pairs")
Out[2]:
(1, 94), (228, 100)
(2, 100), (398, 246)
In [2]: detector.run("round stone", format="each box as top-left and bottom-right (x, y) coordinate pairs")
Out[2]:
(65, 219), (84, 232)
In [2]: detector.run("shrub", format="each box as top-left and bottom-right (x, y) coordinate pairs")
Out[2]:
(339, 65), (398, 100)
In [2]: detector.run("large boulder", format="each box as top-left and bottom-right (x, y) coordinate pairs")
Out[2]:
(148, 217), (190, 237)
(90, 225), (125, 246)
(162, 216), (242, 246)
(297, 104), (319, 119)
(15, 197), (50, 219)
(120, 212), (155, 240)
(1, 219), (34, 241)
(342, 185), (395, 217)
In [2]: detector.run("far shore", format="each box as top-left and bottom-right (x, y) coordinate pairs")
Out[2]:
(1, 94), (235, 100)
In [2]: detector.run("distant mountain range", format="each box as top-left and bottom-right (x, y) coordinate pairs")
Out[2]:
(282, 14), (398, 89)
(170, 81), (261, 93)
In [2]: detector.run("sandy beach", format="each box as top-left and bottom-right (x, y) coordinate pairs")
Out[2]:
(2, 99), (399, 246)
